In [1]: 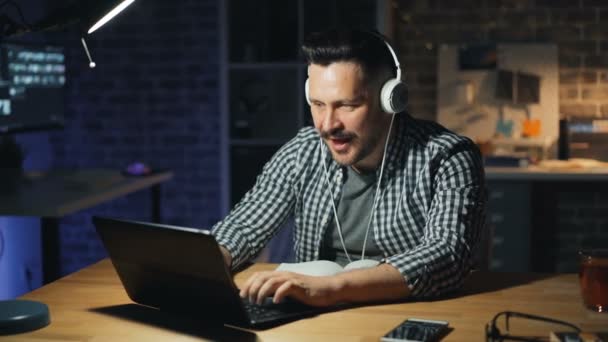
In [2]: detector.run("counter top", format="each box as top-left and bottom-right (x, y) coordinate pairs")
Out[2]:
(485, 166), (608, 181)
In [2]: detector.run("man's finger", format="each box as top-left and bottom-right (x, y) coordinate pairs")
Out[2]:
(273, 280), (296, 304)
(256, 276), (284, 304)
(240, 271), (266, 299)
(247, 272), (276, 303)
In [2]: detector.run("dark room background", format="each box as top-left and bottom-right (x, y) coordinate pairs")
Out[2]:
(1, 0), (608, 298)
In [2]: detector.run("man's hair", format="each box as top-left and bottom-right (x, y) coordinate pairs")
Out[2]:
(301, 28), (396, 82)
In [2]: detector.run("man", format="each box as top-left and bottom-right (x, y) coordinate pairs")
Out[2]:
(212, 29), (486, 307)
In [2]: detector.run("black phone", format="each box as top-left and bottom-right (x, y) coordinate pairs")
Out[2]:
(380, 318), (449, 342)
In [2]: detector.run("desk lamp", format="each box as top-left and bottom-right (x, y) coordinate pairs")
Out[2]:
(0, 0), (136, 335)
(2, 0), (136, 68)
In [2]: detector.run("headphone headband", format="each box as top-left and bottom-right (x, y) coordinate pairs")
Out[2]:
(305, 30), (408, 114)
(369, 31), (402, 81)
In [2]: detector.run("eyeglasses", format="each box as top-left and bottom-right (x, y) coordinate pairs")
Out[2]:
(486, 311), (580, 342)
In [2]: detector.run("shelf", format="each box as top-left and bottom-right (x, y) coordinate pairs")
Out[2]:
(492, 136), (554, 148)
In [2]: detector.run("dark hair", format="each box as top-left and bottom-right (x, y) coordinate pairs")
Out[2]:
(301, 28), (396, 81)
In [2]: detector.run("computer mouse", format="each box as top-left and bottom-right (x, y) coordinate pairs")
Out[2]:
(123, 162), (152, 176)
(343, 259), (380, 271)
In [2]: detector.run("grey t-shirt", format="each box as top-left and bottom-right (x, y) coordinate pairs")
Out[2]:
(320, 166), (383, 266)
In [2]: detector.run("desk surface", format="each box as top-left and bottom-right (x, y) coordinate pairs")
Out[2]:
(0, 169), (173, 217)
(7, 260), (608, 341)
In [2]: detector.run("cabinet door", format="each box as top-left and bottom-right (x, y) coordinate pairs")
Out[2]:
(486, 181), (531, 272)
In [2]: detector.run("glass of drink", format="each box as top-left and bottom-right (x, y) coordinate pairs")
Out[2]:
(579, 249), (608, 313)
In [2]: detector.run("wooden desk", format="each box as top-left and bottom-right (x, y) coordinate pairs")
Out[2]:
(0, 169), (173, 282)
(6, 260), (607, 341)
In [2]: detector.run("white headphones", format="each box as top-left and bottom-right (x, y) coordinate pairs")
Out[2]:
(305, 33), (408, 114)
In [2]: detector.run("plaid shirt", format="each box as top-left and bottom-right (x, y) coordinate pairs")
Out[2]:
(212, 114), (486, 298)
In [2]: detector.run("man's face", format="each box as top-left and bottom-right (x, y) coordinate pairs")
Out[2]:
(308, 62), (392, 172)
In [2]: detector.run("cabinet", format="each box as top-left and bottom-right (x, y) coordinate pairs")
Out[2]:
(485, 181), (531, 272)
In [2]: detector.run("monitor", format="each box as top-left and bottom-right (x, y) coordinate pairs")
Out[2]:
(0, 42), (66, 134)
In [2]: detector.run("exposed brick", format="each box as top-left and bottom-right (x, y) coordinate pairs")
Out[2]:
(585, 54), (608, 67)
(559, 103), (598, 116)
(488, 27), (536, 42)
(417, 72), (437, 87)
(408, 12), (457, 26)
(558, 52), (583, 68)
(434, 0), (485, 10)
(559, 69), (597, 83)
(601, 41), (608, 54)
(537, 25), (582, 41)
(494, 9), (538, 27)
(560, 40), (597, 55)
(551, 8), (596, 25)
(581, 86), (608, 99)
(559, 86), (579, 100)
(435, 27), (488, 43)
(397, 42), (437, 58)
(408, 103), (437, 121)
(401, 57), (437, 73)
(486, 0), (535, 10)
(584, 0), (608, 8)
(584, 24), (608, 40)
(395, 25), (436, 42)
(536, 0), (581, 8)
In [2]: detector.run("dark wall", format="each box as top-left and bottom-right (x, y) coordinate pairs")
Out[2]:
(47, 0), (222, 274)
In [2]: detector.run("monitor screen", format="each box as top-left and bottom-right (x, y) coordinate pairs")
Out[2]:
(0, 42), (66, 134)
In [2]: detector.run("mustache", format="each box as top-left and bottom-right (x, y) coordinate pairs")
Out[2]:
(320, 129), (355, 140)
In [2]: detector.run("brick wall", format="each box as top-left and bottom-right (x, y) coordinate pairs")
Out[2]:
(48, 0), (221, 275)
(393, 0), (608, 121)
(393, 0), (608, 272)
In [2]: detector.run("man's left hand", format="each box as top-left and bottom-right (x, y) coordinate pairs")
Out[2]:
(239, 271), (343, 307)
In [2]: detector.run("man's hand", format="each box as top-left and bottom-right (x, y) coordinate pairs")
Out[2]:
(239, 263), (410, 307)
(239, 271), (344, 307)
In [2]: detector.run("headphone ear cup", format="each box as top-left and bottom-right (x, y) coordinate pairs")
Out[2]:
(380, 78), (408, 114)
(305, 78), (311, 105)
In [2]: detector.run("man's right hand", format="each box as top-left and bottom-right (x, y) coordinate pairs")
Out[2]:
(219, 245), (232, 268)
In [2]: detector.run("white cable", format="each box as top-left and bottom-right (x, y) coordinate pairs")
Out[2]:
(361, 113), (395, 259)
(320, 112), (396, 262)
(320, 139), (352, 263)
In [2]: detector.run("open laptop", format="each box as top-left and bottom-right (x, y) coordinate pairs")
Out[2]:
(92, 216), (329, 328)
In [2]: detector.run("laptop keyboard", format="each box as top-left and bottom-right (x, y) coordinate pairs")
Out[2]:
(242, 298), (320, 324)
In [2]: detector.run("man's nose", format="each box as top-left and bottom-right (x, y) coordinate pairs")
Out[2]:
(321, 107), (341, 132)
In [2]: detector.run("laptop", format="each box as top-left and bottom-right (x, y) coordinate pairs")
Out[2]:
(92, 216), (329, 328)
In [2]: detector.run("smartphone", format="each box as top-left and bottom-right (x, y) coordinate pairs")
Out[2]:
(380, 318), (449, 342)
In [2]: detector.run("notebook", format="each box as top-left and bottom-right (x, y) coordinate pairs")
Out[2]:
(92, 216), (329, 328)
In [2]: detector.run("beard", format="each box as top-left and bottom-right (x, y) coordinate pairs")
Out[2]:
(320, 126), (385, 169)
